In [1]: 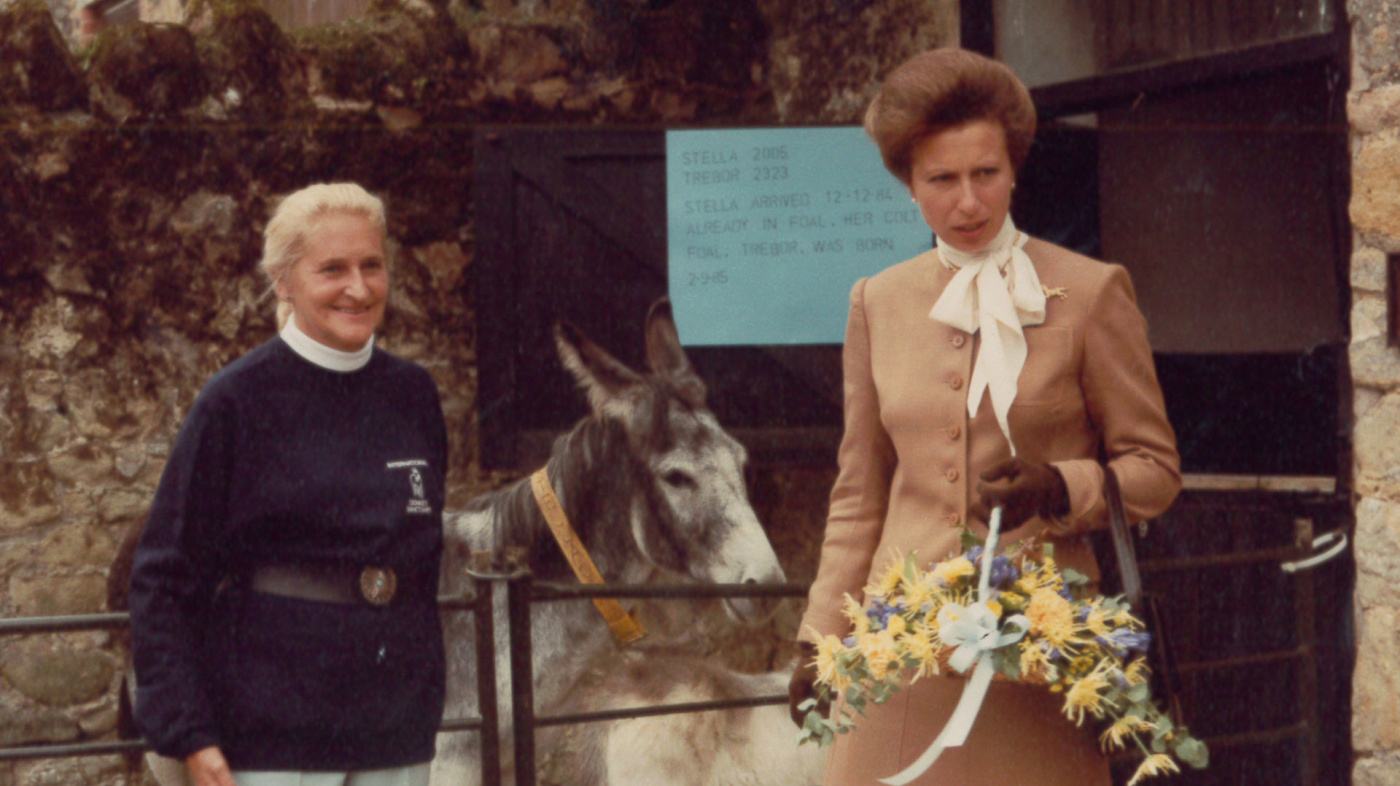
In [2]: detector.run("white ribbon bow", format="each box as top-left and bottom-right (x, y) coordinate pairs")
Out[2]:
(937, 601), (1030, 674)
(928, 219), (1045, 451)
(880, 507), (1021, 786)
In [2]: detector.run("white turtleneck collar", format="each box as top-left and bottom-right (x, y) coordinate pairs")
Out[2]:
(279, 317), (374, 372)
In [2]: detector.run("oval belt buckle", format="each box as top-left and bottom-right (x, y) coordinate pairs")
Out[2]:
(359, 566), (397, 607)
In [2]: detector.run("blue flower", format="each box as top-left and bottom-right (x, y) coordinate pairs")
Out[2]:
(988, 555), (1019, 589)
(964, 546), (986, 566)
(865, 597), (905, 630)
(1110, 629), (1152, 657)
(842, 635), (856, 648)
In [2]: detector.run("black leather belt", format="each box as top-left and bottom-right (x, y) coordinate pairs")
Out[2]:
(247, 564), (403, 607)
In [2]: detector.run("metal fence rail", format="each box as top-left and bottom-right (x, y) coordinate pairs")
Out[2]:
(0, 589), (502, 786)
(504, 576), (811, 786)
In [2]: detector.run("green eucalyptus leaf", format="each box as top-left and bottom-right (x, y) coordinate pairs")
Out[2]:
(1174, 738), (1209, 769)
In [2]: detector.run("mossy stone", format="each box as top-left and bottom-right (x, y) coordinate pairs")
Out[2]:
(0, 0), (87, 112)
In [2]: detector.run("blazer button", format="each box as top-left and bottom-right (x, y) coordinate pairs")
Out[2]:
(949, 375), (964, 390)
(947, 425), (961, 440)
(950, 333), (967, 349)
(945, 468), (960, 482)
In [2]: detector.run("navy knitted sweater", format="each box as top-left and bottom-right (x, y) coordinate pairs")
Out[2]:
(129, 337), (447, 770)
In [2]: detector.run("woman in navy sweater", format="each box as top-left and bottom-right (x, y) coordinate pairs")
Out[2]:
(129, 183), (448, 786)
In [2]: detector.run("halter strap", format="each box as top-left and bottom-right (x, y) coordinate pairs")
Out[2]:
(529, 469), (645, 645)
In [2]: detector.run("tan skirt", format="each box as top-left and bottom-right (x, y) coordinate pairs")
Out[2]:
(822, 672), (1111, 786)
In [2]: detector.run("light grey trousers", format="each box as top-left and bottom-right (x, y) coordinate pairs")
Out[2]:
(146, 753), (430, 786)
(233, 763), (431, 786)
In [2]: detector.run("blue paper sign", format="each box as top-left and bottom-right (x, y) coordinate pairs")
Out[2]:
(666, 126), (932, 345)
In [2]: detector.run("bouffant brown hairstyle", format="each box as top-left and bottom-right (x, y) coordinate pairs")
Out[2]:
(864, 49), (1037, 186)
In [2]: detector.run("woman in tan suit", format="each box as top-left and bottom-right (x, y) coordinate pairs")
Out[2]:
(787, 49), (1181, 785)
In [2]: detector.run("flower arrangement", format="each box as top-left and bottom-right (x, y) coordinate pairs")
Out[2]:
(796, 536), (1208, 786)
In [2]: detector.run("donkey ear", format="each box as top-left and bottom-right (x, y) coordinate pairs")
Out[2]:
(644, 297), (706, 406)
(644, 297), (692, 376)
(555, 320), (644, 418)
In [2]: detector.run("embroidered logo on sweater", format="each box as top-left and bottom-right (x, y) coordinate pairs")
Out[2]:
(387, 459), (433, 515)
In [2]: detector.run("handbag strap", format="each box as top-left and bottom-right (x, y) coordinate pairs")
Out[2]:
(1103, 466), (1143, 608)
(1104, 465), (1186, 722)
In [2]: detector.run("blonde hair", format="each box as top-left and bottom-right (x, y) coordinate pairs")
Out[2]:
(259, 183), (388, 329)
(864, 49), (1037, 187)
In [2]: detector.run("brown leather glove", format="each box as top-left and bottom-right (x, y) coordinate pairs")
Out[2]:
(787, 641), (829, 728)
(972, 458), (1070, 532)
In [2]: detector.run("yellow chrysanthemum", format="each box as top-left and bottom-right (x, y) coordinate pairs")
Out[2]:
(1098, 716), (1137, 751)
(1126, 754), (1180, 786)
(1061, 659), (1114, 726)
(1026, 588), (1080, 647)
(998, 589), (1029, 613)
(1018, 639), (1054, 683)
(1125, 657), (1151, 686)
(1111, 608), (1141, 628)
(814, 634), (850, 692)
(899, 624), (942, 678)
(931, 556), (975, 586)
(885, 613), (908, 637)
(866, 557), (906, 598)
(844, 594), (871, 636)
(1083, 604), (1117, 637)
(861, 630), (900, 680)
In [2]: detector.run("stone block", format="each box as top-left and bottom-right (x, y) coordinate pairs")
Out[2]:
(1351, 335), (1400, 392)
(1354, 294), (1388, 343)
(0, 705), (79, 746)
(1351, 84), (1400, 135)
(46, 444), (115, 486)
(1354, 605), (1400, 751)
(1351, 0), (1400, 86)
(0, 459), (60, 532)
(0, 0), (87, 111)
(8, 574), (108, 617)
(1355, 392), (1400, 496)
(0, 641), (116, 707)
(89, 23), (207, 117)
(40, 524), (115, 568)
(12, 754), (127, 786)
(413, 242), (468, 292)
(170, 192), (237, 238)
(1354, 246), (1390, 293)
(19, 370), (63, 413)
(20, 298), (83, 361)
(1358, 386), (1385, 422)
(1356, 497), (1400, 608)
(1353, 129), (1400, 238)
(77, 702), (120, 736)
(1356, 751), (1400, 786)
(98, 488), (150, 523)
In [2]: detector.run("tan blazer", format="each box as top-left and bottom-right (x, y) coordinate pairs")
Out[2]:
(800, 238), (1181, 785)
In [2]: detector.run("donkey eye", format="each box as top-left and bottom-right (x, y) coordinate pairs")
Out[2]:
(662, 470), (696, 489)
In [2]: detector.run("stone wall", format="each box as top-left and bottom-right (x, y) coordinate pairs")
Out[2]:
(0, 0), (956, 783)
(1350, 0), (1400, 784)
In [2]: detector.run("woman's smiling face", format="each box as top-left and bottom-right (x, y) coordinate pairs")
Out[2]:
(277, 211), (387, 352)
(908, 119), (1015, 253)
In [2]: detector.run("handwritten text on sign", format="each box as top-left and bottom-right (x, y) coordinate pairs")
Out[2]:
(666, 127), (932, 346)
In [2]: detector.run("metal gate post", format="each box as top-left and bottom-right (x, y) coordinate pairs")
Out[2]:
(506, 570), (536, 786)
(473, 580), (502, 786)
